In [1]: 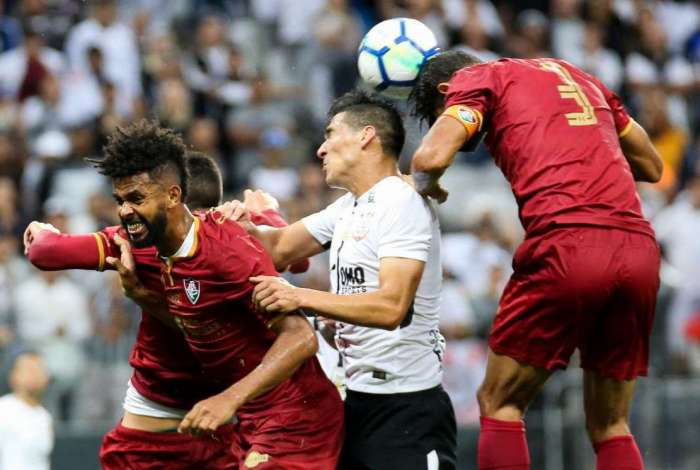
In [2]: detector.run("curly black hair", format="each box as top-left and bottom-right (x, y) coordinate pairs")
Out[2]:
(88, 120), (189, 200)
(328, 89), (405, 157)
(409, 50), (482, 125)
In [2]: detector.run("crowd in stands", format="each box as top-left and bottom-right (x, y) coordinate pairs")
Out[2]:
(1, 0), (700, 429)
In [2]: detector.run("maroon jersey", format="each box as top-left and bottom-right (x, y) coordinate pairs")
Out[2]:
(445, 58), (654, 238)
(157, 212), (330, 417)
(94, 226), (227, 409)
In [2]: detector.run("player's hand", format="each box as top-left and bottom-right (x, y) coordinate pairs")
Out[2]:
(214, 199), (249, 224)
(23, 221), (60, 254)
(243, 189), (279, 213)
(106, 234), (141, 298)
(412, 172), (449, 203)
(178, 392), (241, 436)
(416, 181), (449, 204)
(250, 275), (301, 313)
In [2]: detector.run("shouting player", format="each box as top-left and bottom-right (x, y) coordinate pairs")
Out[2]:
(409, 51), (662, 470)
(235, 90), (457, 469)
(89, 120), (342, 469)
(24, 152), (311, 469)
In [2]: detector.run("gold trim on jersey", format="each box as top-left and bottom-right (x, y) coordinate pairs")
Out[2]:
(618, 118), (634, 138)
(93, 233), (105, 271)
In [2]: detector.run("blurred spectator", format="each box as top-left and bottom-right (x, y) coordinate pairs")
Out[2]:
(13, 268), (91, 421)
(65, 0), (142, 117)
(248, 127), (299, 203)
(0, 24), (65, 101)
(637, 87), (688, 195)
(379, 0), (449, 47)
(654, 172), (700, 370)
(0, 351), (53, 470)
(443, 0), (504, 43)
(454, 15), (500, 63)
(0, 0), (22, 53)
(507, 9), (551, 58)
(575, 21), (623, 92)
(550, 0), (585, 64)
(154, 78), (193, 132)
(626, 11), (694, 130)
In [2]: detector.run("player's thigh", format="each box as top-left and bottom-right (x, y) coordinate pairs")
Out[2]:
(583, 370), (636, 438)
(490, 229), (609, 372)
(237, 390), (344, 470)
(100, 423), (197, 470)
(579, 232), (660, 380)
(340, 386), (457, 470)
(478, 348), (552, 416)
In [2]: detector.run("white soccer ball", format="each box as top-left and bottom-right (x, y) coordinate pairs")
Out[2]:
(357, 18), (439, 99)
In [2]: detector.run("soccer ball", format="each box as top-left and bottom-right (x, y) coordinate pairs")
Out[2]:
(357, 18), (439, 99)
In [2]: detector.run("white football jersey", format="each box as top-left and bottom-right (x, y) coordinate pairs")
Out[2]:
(303, 176), (445, 394)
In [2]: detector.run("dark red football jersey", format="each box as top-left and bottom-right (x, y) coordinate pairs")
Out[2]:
(445, 58), (654, 238)
(96, 226), (228, 409)
(155, 212), (331, 417)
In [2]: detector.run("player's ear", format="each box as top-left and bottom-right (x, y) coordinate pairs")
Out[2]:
(359, 125), (377, 150)
(167, 185), (182, 206)
(437, 82), (450, 95)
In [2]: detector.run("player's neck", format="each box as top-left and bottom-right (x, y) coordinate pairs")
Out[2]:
(158, 206), (194, 257)
(13, 390), (42, 407)
(347, 159), (399, 197)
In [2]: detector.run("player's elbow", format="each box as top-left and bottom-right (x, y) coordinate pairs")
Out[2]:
(299, 324), (319, 357)
(377, 305), (408, 330)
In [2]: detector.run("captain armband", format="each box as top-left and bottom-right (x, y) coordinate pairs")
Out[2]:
(441, 105), (483, 140)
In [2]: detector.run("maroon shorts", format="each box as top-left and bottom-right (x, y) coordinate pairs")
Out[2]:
(489, 227), (660, 381)
(100, 421), (237, 470)
(231, 386), (344, 469)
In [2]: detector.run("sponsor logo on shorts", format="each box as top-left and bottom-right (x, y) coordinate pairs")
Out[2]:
(244, 450), (270, 468)
(184, 278), (200, 304)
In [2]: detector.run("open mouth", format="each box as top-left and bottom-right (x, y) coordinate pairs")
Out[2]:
(126, 222), (148, 239)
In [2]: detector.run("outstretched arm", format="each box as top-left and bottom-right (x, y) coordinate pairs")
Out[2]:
(178, 313), (317, 434)
(251, 256), (424, 330)
(25, 221), (112, 271)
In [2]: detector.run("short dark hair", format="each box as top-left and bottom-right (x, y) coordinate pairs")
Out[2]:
(409, 50), (482, 124)
(89, 120), (189, 200)
(185, 151), (222, 209)
(328, 89), (405, 157)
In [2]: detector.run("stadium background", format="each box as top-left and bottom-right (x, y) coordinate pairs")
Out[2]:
(0, 0), (699, 468)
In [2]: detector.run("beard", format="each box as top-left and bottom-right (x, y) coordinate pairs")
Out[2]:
(121, 209), (168, 249)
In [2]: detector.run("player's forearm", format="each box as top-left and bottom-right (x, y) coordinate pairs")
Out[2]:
(220, 314), (317, 404)
(250, 210), (310, 273)
(298, 288), (407, 330)
(27, 231), (104, 271)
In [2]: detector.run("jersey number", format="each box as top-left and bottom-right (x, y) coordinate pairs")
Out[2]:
(540, 61), (598, 127)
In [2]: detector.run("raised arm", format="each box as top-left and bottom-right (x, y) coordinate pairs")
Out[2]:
(178, 312), (317, 434)
(248, 221), (325, 270)
(618, 119), (663, 183)
(25, 221), (111, 271)
(251, 256), (424, 330)
(411, 108), (480, 203)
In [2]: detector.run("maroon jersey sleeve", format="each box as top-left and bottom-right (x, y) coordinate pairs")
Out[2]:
(444, 63), (498, 122)
(27, 226), (122, 271)
(560, 61), (632, 136)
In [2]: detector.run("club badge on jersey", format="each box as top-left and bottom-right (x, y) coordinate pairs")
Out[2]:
(184, 278), (200, 304)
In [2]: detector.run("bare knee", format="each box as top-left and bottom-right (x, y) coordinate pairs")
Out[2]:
(477, 382), (528, 421)
(585, 414), (631, 443)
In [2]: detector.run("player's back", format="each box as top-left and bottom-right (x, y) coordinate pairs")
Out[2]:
(446, 58), (653, 237)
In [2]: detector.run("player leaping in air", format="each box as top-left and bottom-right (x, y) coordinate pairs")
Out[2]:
(408, 51), (662, 470)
